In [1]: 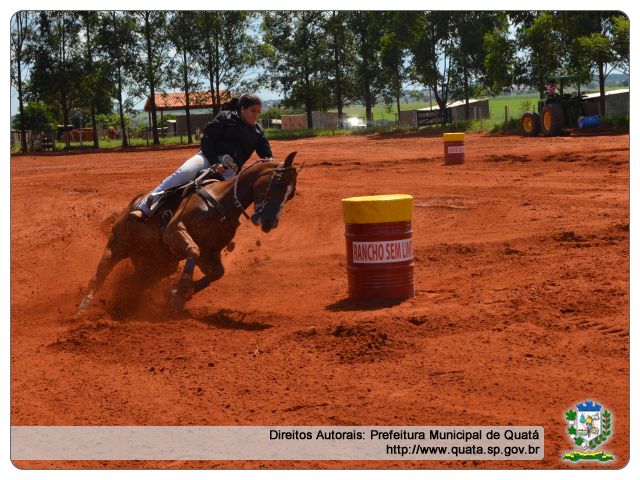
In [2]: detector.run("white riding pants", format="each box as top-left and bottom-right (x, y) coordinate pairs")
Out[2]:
(140, 151), (233, 214)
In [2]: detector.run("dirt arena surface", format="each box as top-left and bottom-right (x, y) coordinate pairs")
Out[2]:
(10, 131), (629, 469)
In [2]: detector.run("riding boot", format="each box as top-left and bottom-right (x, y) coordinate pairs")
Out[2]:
(129, 195), (154, 221)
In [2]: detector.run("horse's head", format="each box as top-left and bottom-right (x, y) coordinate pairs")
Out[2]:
(250, 151), (298, 233)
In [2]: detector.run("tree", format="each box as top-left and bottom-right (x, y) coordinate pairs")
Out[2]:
(168, 11), (201, 144)
(347, 11), (383, 127)
(262, 11), (330, 129)
(323, 11), (358, 125)
(134, 11), (171, 145)
(611, 15), (629, 71)
(483, 19), (519, 95)
(27, 11), (83, 148)
(407, 11), (456, 114)
(569, 12), (627, 116)
(195, 11), (262, 114)
(577, 33), (616, 115)
(378, 12), (411, 125)
(10, 11), (34, 152)
(77, 11), (113, 148)
(449, 12), (502, 119)
(11, 101), (56, 133)
(516, 12), (565, 98)
(97, 11), (138, 147)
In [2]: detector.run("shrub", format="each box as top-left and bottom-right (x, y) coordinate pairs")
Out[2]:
(490, 117), (520, 133)
(600, 114), (629, 130)
(11, 101), (56, 133)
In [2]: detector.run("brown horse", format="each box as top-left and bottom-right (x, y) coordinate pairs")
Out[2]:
(76, 151), (299, 316)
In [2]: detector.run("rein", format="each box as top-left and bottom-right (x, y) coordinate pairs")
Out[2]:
(232, 158), (292, 220)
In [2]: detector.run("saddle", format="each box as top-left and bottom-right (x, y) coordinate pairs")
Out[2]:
(131, 167), (227, 227)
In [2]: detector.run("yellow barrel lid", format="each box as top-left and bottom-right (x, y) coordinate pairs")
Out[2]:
(342, 194), (413, 224)
(443, 132), (465, 141)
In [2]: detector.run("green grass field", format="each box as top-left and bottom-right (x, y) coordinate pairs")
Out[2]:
(332, 96), (537, 130)
(12, 88), (626, 153)
(333, 87), (623, 128)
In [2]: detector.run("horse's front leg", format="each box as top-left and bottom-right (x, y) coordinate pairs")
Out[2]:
(76, 230), (127, 318)
(191, 250), (225, 295)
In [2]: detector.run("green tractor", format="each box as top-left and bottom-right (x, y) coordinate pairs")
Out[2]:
(520, 75), (600, 137)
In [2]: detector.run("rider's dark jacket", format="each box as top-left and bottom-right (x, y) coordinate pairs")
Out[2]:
(200, 110), (273, 169)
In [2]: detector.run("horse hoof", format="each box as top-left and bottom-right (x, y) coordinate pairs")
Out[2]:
(74, 294), (93, 318)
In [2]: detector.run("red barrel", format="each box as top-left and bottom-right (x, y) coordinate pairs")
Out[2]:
(342, 194), (415, 300)
(443, 132), (465, 165)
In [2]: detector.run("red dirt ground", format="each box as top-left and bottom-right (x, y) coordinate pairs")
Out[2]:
(10, 131), (629, 469)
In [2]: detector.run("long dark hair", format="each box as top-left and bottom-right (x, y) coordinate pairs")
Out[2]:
(225, 93), (262, 113)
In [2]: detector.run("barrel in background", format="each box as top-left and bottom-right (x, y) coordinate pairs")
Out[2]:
(443, 132), (465, 165)
(341, 194), (415, 301)
(578, 115), (601, 129)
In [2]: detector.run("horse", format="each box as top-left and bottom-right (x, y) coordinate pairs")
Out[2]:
(76, 151), (299, 316)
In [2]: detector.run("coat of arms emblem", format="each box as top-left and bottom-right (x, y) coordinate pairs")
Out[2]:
(564, 400), (613, 462)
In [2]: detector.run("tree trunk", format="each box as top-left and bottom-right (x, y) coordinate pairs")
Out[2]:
(206, 46), (217, 115)
(183, 47), (192, 144)
(463, 64), (470, 120)
(305, 81), (313, 128)
(16, 50), (27, 152)
(61, 14), (70, 149)
(432, 86), (448, 126)
(116, 65), (128, 147)
(208, 71), (216, 115)
(62, 96), (70, 149)
(303, 59), (313, 129)
(396, 93), (401, 126)
(357, 17), (374, 128)
(85, 18), (99, 149)
(306, 104), (313, 130)
(598, 61), (606, 117)
(332, 12), (343, 127)
(215, 34), (221, 113)
(13, 13), (28, 152)
(365, 89), (372, 127)
(362, 55), (372, 126)
(145, 13), (160, 145)
(91, 104), (99, 149)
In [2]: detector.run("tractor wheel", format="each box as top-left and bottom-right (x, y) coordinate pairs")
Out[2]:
(520, 111), (541, 136)
(541, 103), (564, 136)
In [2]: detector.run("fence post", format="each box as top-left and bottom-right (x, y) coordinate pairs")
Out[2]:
(504, 105), (508, 128)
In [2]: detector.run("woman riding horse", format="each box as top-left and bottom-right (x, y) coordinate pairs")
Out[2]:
(75, 90), (299, 315)
(130, 92), (273, 220)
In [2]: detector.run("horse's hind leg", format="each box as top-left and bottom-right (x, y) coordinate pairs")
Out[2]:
(75, 232), (127, 317)
(162, 207), (202, 310)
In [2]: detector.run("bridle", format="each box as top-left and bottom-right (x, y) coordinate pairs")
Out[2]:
(232, 158), (294, 220)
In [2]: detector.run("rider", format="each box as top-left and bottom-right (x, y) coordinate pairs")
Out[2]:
(129, 92), (274, 220)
